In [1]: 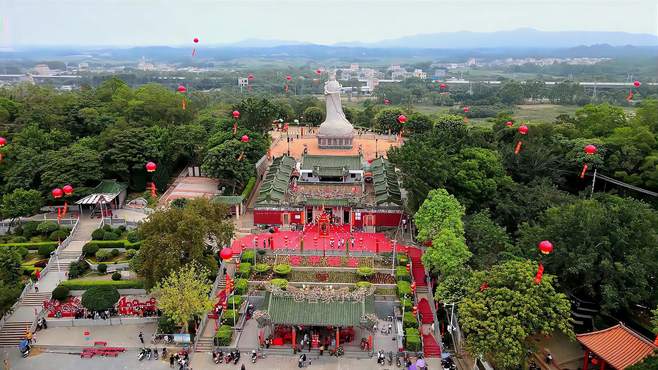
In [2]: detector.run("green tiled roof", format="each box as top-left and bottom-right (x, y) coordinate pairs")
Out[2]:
(301, 155), (363, 178)
(93, 179), (128, 194)
(369, 158), (402, 206)
(212, 195), (244, 205)
(256, 156), (296, 205)
(267, 293), (374, 327)
(305, 198), (351, 207)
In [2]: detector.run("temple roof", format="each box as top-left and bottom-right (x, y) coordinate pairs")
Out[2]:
(369, 158), (402, 206)
(301, 155), (363, 174)
(576, 323), (657, 369)
(266, 293), (374, 327)
(256, 156), (296, 205)
(76, 179), (127, 205)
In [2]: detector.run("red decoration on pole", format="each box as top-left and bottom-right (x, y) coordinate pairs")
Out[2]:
(384, 99), (391, 105)
(192, 38), (199, 56)
(0, 137), (6, 147)
(581, 144), (597, 178)
(240, 135), (250, 143)
(538, 240), (553, 255)
(397, 115), (407, 124)
(479, 281), (489, 292)
(232, 110), (240, 119)
(463, 106), (470, 113)
(405, 263), (410, 273)
(534, 263), (545, 284)
(219, 247), (233, 261)
(412, 306), (418, 316)
(177, 85), (187, 93)
(286, 75), (292, 81)
(62, 185), (74, 196)
(505, 121), (513, 127)
(52, 188), (63, 199)
(411, 282), (416, 292)
(315, 69), (322, 75)
(439, 83), (447, 89)
(248, 74), (254, 80)
(515, 125), (529, 155)
(145, 162), (157, 173)
(633, 80), (641, 87)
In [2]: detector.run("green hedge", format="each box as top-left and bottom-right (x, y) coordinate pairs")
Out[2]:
(235, 278), (249, 295)
(273, 264), (292, 276)
(241, 250), (255, 262)
(355, 281), (373, 289)
(0, 242), (58, 250)
(241, 177), (256, 200)
(237, 262), (252, 278)
(401, 298), (413, 311)
(356, 266), (375, 278)
(221, 309), (239, 326)
(403, 312), (418, 329)
(215, 325), (233, 346)
(83, 240), (141, 250)
(253, 263), (271, 274)
(227, 295), (242, 307)
(404, 328), (422, 352)
(59, 279), (144, 290)
(395, 266), (411, 282)
(270, 278), (288, 289)
(397, 254), (409, 265)
(397, 281), (412, 299)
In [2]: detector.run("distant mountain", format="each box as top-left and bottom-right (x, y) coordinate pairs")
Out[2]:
(225, 38), (313, 48)
(336, 28), (658, 49)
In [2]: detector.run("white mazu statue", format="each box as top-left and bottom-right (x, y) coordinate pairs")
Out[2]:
(317, 73), (354, 149)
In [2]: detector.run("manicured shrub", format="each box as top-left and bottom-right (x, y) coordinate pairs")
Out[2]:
(102, 225), (113, 232)
(397, 281), (412, 299)
(273, 263), (291, 276)
(16, 247), (29, 258)
(401, 297), (413, 311)
(253, 263), (271, 274)
(10, 236), (27, 244)
(221, 309), (239, 326)
(227, 295), (242, 307)
(237, 262), (251, 277)
(403, 312), (418, 329)
(126, 231), (140, 243)
(111, 272), (122, 281)
(256, 249), (266, 256)
(117, 225), (127, 233)
(214, 325), (233, 346)
(234, 278), (249, 295)
(82, 243), (100, 257)
(111, 248), (120, 257)
(36, 221), (59, 235)
(0, 241), (58, 251)
(395, 266), (411, 282)
(21, 222), (39, 238)
(49, 229), (69, 241)
(103, 231), (119, 241)
(60, 279), (144, 290)
(51, 286), (70, 301)
(397, 254), (409, 265)
(81, 286), (120, 311)
(91, 228), (106, 240)
(356, 266), (375, 278)
(126, 249), (137, 259)
(68, 260), (89, 279)
(95, 249), (112, 262)
(241, 250), (255, 262)
(404, 328), (421, 352)
(37, 244), (55, 257)
(270, 278), (288, 289)
(355, 281), (373, 289)
(97, 263), (108, 274)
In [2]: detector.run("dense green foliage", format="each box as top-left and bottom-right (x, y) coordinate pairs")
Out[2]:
(81, 286), (120, 311)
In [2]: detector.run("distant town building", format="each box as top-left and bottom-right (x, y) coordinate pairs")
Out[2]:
(238, 77), (249, 87)
(433, 68), (448, 79)
(33, 64), (52, 76)
(78, 62), (89, 72)
(413, 69), (427, 79)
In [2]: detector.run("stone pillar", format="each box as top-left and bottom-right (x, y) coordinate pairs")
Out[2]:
(583, 350), (589, 370)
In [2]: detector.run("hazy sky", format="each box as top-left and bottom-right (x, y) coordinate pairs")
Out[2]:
(2, 0), (657, 47)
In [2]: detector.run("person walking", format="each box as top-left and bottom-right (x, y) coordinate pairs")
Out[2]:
(169, 354), (175, 368)
(138, 331), (144, 344)
(34, 282), (39, 293)
(241, 364), (246, 370)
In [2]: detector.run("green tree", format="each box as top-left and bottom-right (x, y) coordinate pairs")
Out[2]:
(0, 189), (44, 230)
(40, 142), (103, 190)
(406, 112), (433, 135)
(627, 355), (658, 370)
(498, 81), (524, 105)
(459, 260), (573, 369)
(414, 189), (471, 275)
(0, 247), (22, 285)
(202, 139), (255, 193)
(81, 286), (120, 311)
(232, 97), (279, 133)
(152, 264), (214, 331)
(634, 99), (658, 133)
(134, 198), (233, 287)
(373, 108), (405, 134)
(574, 103), (627, 137)
(464, 210), (514, 269)
(517, 194), (658, 312)
(303, 106), (324, 126)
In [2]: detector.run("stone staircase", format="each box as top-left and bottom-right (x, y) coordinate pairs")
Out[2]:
(195, 336), (215, 353)
(20, 292), (52, 307)
(194, 274), (227, 353)
(0, 321), (32, 346)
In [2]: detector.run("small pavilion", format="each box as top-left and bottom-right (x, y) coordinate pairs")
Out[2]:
(576, 323), (657, 370)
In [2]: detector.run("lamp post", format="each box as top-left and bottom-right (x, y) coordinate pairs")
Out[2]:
(375, 138), (378, 158)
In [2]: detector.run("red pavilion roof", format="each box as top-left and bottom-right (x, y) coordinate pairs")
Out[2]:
(577, 324), (657, 369)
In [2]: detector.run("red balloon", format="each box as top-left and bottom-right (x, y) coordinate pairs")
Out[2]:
(248, 74), (254, 80)
(0, 137), (6, 147)
(286, 75), (292, 81)
(633, 80), (641, 87)
(177, 85), (187, 93)
(584, 144), (597, 155)
(193, 37), (199, 43)
(241, 135), (250, 143)
(397, 115), (407, 124)
(439, 83), (447, 89)
(505, 121), (513, 127)
(52, 188), (63, 199)
(315, 69), (322, 75)
(232, 110), (241, 119)
(219, 247), (233, 261)
(145, 161), (157, 173)
(463, 106), (470, 113)
(62, 184), (74, 196)
(538, 240), (553, 255)
(518, 125), (529, 135)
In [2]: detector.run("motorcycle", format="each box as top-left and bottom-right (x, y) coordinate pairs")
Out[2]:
(146, 347), (152, 360)
(162, 347), (167, 360)
(251, 349), (257, 363)
(387, 351), (393, 366)
(224, 351), (234, 364)
(138, 348), (147, 361)
(442, 357), (457, 370)
(396, 353), (402, 367)
(233, 350), (241, 364)
(19, 339), (30, 358)
(212, 349), (220, 364)
(376, 350), (386, 365)
(153, 347), (159, 360)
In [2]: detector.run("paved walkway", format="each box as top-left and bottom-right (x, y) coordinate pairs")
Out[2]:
(34, 323), (157, 349)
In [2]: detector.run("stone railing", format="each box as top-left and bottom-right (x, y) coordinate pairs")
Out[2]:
(41, 216), (80, 279)
(0, 280), (34, 330)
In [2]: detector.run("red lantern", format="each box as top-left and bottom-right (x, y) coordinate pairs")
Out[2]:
(286, 75), (292, 81)
(505, 121), (513, 127)
(534, 262), (545, 284)
(397, 115), (407, 124)
(193, 37), (199, 43)
(0, 137), (6, 147)
(463, 106), (470, 113)
(514, 125), (529, 155)
(633, 80), (641, 87)
(439, 83), (447, 89)
(412, 306), (418, 315)
(248, 74), (254, 80)
(177, 85), (187, 93)
(315, 69), (322, 75)
(584, 144), (597, 155)
(219, 247), (233, 261)
(62, 185), (74, 196)
(384, 99), (391, 105)
(145, 162), (157, 173)
(240, 135), (250, 143)
(518, 125), (529, 135)
(405, 263), (410, 272)
(411, 282), (416, 292)
(538, 240), (553, 255)
(52, 188), (63, 199)
(232, 110), (241, 119)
